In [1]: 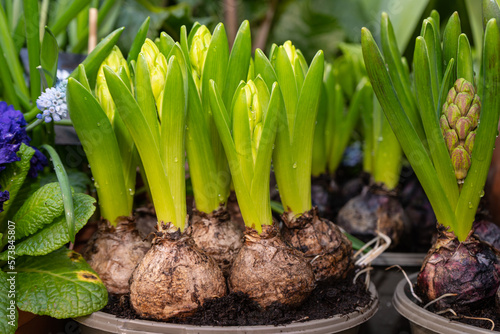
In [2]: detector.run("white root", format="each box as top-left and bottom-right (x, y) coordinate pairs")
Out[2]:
(435, 309), (495, 331)
(423, 293), (457, 310)
(355, 231), (391, 267)
(386, 264), (423, 303)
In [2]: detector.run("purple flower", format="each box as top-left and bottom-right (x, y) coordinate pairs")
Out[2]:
(0, 102), (48, 177)
(0, 188), (8, 213)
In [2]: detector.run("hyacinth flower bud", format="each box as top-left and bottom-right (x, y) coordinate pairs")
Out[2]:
(96, 46), (131, 122)
(440, 78), (481, 183)
(151, 53), (168, 108)
(464, 131), (476, 155)
(451, 146), (471, 180)
(189, 26), (211, 90)
(139, 39), (170, 114)
(283, 41), (298, 66)
(440, 114), (450, 136)
(140, 39), (160, 69)
(242, 80), (263, 163)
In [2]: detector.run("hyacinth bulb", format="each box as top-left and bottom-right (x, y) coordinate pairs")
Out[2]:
(440, 78), (481, 183)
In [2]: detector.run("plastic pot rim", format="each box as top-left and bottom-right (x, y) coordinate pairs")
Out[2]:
(75, 281), (379, 334)
(393, 272), (495, 334)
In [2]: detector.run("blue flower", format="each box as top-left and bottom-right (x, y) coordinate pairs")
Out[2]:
(36, 79), (68, 123)
(0, 188), (9, 213)
(342, 141), (363, 167)
(0, 102), (48, 177)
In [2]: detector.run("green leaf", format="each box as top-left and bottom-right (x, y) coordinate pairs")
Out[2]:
(222, 20), (251, 108)
(158, 32), (176, 57)
(160, 56), (186, 229)
(413, 37), (459, 209)
(209, 80), (261, 230)
(40, 27), (59, 88)
(0, 271), (17, 334)
(361, 27), (457, 230)
(380, 12), (425, 145)
(49, 0), (88, 36)
(421, 20), (439, 112)
(465, 0), (483, 57)
(232, 84), (254, 190)
(40, 145), (76, 243)
(2, 194), (95, 259)
(39, 170), (91, 195)
(23, 0), (41, 104)
(103, 66), (177, 228)
(16, 247), (108, 318)
(442, 11), (461, 83)
(69, 0), (119, 54)
(13, 182), (65, 240)
(127, 16), (150, 63)
(0, 40), (19, 109)
(0, 144), (34, 229)
(0, 4), (29, 101)
(135, 53), (160, 145)
(328, 78), (368, 174)
(201, 23), (231, 204)
(292, 51), (324, 212)
(372, 102), (402, 190)
(70, 27), (125, 89)
(185, 69), (220, 213)
(456, 34), (474, 84)
(67, 77), (131, 224)
(483, 0), (500, 26)
(311, 82), (328, 177)
(273, 46), (298, 137)
(250, 82), (280, 227)
(254, 48), (278, 91)
(455, 19), (500, 240)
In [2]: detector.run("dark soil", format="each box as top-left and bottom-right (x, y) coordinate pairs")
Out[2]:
(422, 294), (500, 331)
(103, 272), (373, 326)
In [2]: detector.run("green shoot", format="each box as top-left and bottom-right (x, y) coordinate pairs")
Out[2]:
(361, 12), (500, 241)
(181, 21), (251, 214)
(103, 51), (187, 230)
(254, 42), (324, 218)
(209, 77), (280, 233)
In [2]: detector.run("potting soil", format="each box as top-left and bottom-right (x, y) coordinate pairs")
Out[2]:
(103, 273), (372, 326)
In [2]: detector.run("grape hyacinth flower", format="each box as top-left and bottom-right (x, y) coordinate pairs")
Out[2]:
(36, 79), (68, 123)
(0, 102), (47, 178)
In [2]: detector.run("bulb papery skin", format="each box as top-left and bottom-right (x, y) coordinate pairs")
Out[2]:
(473, 220), (500, 251)
(281, 207), (353, 282)
(228, 224), (315, 308)
(83, 217), (150, 295)
(441, 78), (481, 183)
(336, 185), (408, 248)
(187, 207), (244, 276)
(416, 225), (500, 309)
(129, 224), (226, 320)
